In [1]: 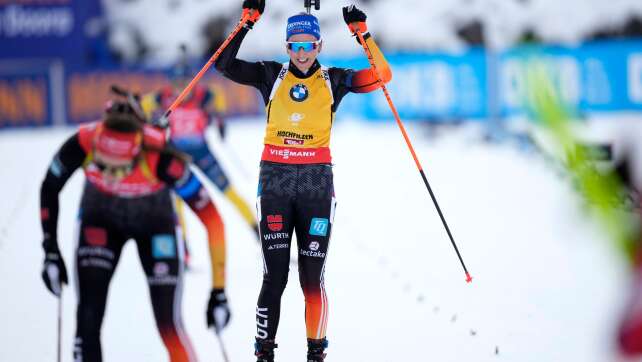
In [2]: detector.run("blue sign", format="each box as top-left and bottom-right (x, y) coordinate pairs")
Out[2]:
(330, 49), (488, 121)
(0, 0), (104, 61)
(499, 40), (642, 116)
(329, 39), (642, 121)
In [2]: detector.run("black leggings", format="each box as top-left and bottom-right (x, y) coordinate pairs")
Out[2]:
(255, 162), (336, 341)
(73, 184), (194, 362)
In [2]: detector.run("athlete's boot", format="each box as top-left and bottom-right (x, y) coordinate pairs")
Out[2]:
(306, 338), (328, 362)
(255, 339), (277, 362)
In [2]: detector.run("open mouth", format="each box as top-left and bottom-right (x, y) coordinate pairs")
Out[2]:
(297, 57), (310, 64)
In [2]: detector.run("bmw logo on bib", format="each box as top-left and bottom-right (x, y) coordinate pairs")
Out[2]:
(289, 83), (309, 102)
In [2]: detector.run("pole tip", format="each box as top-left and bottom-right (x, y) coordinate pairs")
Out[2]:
(465, 273), (473, 283)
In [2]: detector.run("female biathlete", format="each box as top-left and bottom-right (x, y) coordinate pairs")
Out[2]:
(39, 99), (231, 362)
(215, 1), (391, 361)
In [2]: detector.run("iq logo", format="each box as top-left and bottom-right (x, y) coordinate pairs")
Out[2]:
(309, 218), (329, 237)
(289, 83), (309, 102)
(152, 235), (176, 259)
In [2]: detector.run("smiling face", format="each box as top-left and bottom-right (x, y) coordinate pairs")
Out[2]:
(286, 33), (322, 74)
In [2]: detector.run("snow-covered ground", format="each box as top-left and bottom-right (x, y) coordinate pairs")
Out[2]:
(0, 117), (635, 361)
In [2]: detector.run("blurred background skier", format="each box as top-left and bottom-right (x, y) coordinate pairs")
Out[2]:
(39, 95), (231, 362)
(142, 52), (259, 245)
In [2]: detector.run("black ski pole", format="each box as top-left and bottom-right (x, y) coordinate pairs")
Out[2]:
(304, 0), (320, 14)
(354, 28), (473, 283)
(57, 293), (62, 362)
(214, 329), (230, 362)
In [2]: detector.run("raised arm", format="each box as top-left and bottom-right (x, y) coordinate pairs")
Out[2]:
(343, 5), (392, 94)
(214, 0), (266, 86)
(349, 36), (392, 93)
(214, 0), (285, 103)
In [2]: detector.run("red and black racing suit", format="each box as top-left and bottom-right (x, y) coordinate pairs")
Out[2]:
(40, 123), (225, 362)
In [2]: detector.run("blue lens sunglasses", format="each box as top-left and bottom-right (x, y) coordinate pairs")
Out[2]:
(286, 40), (321, 52)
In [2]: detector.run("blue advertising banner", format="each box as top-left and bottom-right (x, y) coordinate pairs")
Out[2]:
(0, 0), (103, 61)
(1, 37), (642, 128)
(499, 40), (642, 116)
(331, 49), (488, 121)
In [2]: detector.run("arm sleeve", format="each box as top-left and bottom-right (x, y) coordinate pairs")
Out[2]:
(336, 34), (393, 94)
(157, 152), (226, 289)
(40, 133), (86, 245)
(214, 26), (283, 104)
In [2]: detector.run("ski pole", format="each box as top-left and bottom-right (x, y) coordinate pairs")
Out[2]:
(157, 13), (252, 127)
(57, 293), (62, 362)
(304, 0), (320, 14)
(214, 329), (230, 362)
(355, 29), (473, 283)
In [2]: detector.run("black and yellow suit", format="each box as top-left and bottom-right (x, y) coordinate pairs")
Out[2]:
(215, 25), (391, 342)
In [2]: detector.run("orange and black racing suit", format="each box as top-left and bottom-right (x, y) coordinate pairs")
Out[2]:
(215, 25), (391, 342)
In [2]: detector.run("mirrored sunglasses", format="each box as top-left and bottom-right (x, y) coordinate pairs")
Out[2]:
(286, 41), (320, 52)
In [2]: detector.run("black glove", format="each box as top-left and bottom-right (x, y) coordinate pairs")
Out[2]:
(242, 0), (264, 24)
(342, 5), (368, 34)
(207, 288), (231, 332)
(41, 241), (68, 297)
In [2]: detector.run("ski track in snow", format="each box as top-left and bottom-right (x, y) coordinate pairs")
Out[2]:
(0, 133), (45, 250)
(0, 119), (634, 361)
(0, 182), (32, 250)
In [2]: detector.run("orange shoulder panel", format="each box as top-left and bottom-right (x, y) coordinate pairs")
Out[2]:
(350, 37), (393, 94)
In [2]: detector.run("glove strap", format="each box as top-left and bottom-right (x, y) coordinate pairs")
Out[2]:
(211, 288), (227, 302)
(242, 8), (261, 23)
(42, 238), (60, 254)
(348, 21), (368, 34)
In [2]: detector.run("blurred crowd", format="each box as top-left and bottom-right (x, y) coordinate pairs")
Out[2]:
(93, 0), (642, 66)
